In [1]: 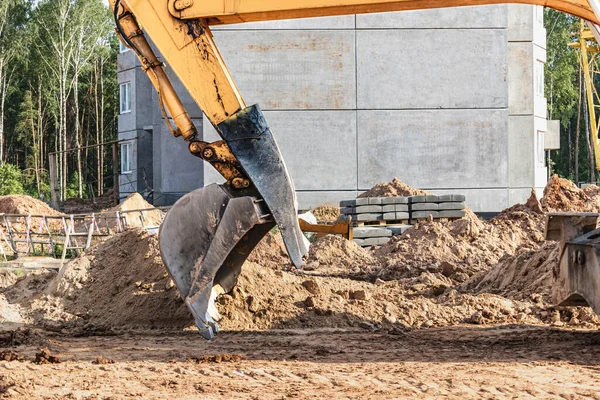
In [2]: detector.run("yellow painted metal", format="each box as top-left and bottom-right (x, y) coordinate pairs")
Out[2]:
(572, 20), (600, 171)
(110, 3), (197, 141)
(115, 0), (245, 127)
(299, 216), (353, 240)
(167, 0), (599, 25)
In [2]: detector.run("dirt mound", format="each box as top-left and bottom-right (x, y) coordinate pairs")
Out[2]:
(106, 193), (162, 228)
(59, 229), (192, 331)
(0, 195), (62, 216)
(468, 242), (558, 301)
(60, 189), (116, 214)
(311, 206), (340, 223)
(306, 235), (378, 275)
(246, 231), (292, 269)
(358, 178), (429, 198)
(541, 175), (597, 212)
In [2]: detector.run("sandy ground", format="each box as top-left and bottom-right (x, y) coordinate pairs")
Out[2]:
(2, 326), (600, 399)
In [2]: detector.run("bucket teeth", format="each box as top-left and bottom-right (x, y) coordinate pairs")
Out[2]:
(159, 184), (274, 339)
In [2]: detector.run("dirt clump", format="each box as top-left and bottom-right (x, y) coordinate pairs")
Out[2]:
(246, 231), (292, 269)
(468, 242), (559, 302)
(35, 347), (60, 364)
(60, 189), (117, 214)
(311, 206), (341, 223)
(541, 174), (598, 212)
(0, 195), (62, 216)
(358, 177), (429, 198)
(306, 235), (379, 276)
(106, 192), (162, 228)
(0, 350), (24, 362)
(190, 354), (243, 364)
(59, 228), (193, 331)
(92, 356), (116, 365)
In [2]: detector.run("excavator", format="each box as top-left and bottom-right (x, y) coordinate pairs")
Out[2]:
(109, 0), (600, 340)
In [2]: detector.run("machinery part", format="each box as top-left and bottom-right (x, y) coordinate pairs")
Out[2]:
(218, 105), (309, 267)
(166, 0), (600, 26)
(299, 216), (353, 240)
(159, 184), (274, 339)
(546, 213), (600, 312)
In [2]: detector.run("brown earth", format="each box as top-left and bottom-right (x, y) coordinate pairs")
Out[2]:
(310, 206), (340, 223)
(358, 177), (429, 198)
(0, 195), (62, 216)
(59, 189), (117, 214)
(2, 176), (600, 398)
(106, 192), (163, 228)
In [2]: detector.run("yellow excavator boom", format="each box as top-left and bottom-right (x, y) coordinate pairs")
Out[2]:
(109, 0), (600, 339)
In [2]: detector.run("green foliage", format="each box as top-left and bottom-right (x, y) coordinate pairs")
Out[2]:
(66, 171), (88, 199)
(0, 163), (24, 195)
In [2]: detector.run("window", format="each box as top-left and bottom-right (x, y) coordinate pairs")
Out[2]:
(120, 82), (131, 114)
(534, 60), (544, 97)
(119, 40), (129, 53)
(536, 6), (544, 25)
(121, 142), (133, 174)
(536, 131), (546, 166)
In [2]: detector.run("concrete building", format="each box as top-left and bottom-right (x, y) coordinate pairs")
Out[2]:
(117, 5), (558, 212)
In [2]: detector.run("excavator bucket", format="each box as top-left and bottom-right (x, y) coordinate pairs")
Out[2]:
(160, 105), (310, 339)
(160, 184), (275, 339)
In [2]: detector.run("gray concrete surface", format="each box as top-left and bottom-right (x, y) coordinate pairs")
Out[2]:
(117, 6), (550, 212)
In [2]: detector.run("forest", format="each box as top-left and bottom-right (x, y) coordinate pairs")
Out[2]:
(0, 0), (117, 202)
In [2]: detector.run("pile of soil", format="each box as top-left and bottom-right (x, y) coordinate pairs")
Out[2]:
(372, 202), (545, 282)
(60, 189), (117, 214)
(0, 195), (62, 216)
(468, 242), (559, 301)
(541, 175), (595, 212)
(311, 206), (340, 223)
(305, 235), (378, 276)
(106, 193), (162, 228)
(246, 231), (292, 269)
(358, 178), (428, 198)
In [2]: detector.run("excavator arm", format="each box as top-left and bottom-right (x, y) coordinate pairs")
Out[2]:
(109, 0), (600, 339)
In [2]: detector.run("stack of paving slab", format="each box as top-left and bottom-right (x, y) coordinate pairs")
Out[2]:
(407, 194), (466, 222)
(340, 194), (466, 247)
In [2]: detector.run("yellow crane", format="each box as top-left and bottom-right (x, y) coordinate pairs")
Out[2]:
(570, 20), (600, 174)
(109, 0), (600, 339)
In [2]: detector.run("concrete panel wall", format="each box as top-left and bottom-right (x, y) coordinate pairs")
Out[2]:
(357, 109), (508, 190)
(203, 110), (358, 190)
(357, 29), (508, 109)
(211, 30), (356, 110)
(119, 7), (545, 212)
(356, 5), (507, 29)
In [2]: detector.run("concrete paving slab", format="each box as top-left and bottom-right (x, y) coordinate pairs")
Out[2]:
(425, 195), (440, 202)
(411, 211), (440, 219)
(439, 210), (467, 218)
(355, 205), (383, 213)
(383, 212), (396, 220)
(383, 204), (408, 212)
(436, 194), (453, 202)
(340, 200), (355, 207)
(352, 227), (392, 238)
(352, 213), (383, 221)
(410, 203), (440, 211)
(363, 237), (392, 246)
(409, 196), (427, 204)
(355, 198), (370, 206)
(388, 225), (412, 235)
(438, 202), (466, 210)
(452, 194), (466, 202)
(395, 212), (410, 220)
(381, 197), (410, 205)
(368, 197), (384, 205)
(352, 238), (365, 246)
(340, 207), (355, 215)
